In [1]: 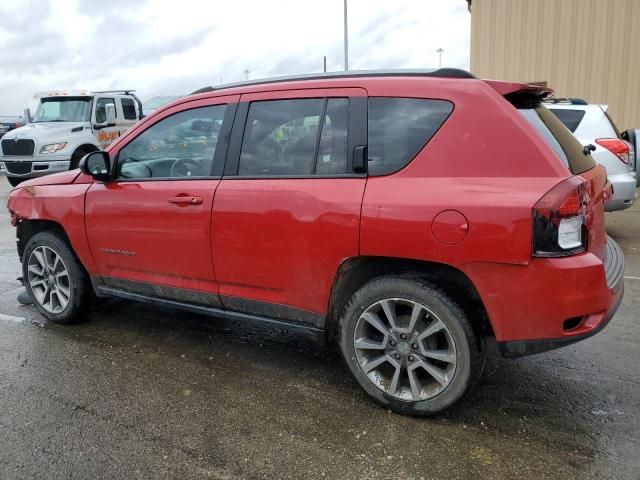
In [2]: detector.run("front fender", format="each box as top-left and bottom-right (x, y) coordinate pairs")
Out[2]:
(7, 183), (97, 274)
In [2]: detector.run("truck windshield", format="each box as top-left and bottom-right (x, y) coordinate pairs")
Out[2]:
(33, 97), (91, 123)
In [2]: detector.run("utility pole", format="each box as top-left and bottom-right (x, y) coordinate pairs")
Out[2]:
(323, 56), (327, 73)
(243, 69), (250, 80)
(437, 48), (444, 68)
(343, 0), (349, 71)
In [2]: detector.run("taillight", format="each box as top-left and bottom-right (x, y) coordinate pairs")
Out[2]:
(532, 177), (589, 257)
(595, 138), (630, 164)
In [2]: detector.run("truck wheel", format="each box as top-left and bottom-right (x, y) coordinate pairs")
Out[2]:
(7, 177), (25, 187)
(339, 276), (484, 416)
(70, 147), (95, 169)
(22, 231), (94, 324)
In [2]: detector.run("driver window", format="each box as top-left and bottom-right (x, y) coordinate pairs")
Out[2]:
(117, 105), (226, 179)
(95, 98), (115, 123)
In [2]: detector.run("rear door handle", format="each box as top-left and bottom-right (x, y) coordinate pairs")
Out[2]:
(168, 195), (203, 205)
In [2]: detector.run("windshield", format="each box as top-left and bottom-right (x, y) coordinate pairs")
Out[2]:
(33, 97), (91, 122)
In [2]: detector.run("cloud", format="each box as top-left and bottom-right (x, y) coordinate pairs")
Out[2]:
(0, 0), (471, 114)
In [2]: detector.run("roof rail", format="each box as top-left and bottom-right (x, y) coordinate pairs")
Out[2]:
(542, 97), (588, 105)
(190, 68), (476, 95)
(92, 90), (137, 95)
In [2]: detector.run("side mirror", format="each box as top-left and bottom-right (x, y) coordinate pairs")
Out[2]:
(105, 103), (116, 126)
(80, 151), (112, 181)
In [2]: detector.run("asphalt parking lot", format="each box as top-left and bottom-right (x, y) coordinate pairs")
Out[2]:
(0, 177), (638, 480)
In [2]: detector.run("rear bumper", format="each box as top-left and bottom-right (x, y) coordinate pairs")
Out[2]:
(605, 172), (637, 211)
(462, 236), (625, 357)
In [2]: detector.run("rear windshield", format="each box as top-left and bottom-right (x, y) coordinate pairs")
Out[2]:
(519, 106), (595, 174)
(547, 108), (585, 133)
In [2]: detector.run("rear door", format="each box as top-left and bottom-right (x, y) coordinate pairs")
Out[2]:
(211, 88), (367, 324)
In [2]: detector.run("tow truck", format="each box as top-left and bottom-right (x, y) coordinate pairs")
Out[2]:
(0, 90), (143, 186)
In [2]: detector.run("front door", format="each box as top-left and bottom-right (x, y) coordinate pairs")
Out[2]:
(85, 96), (238, 304)
(212, 88), (367, 324)
(93, 97), (124, 149)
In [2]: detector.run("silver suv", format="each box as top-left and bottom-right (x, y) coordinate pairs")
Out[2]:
(546, 99), (638, 211)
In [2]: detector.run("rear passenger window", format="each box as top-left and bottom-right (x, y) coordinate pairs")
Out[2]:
(367, 98), (453, 175)
(239, 98), (349, 176)
(548, 109), (585, 133)
(121, 98), (137, 120)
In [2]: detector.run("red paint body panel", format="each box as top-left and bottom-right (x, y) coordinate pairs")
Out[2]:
(462, 253), (620, 341)
(212, 178), (365, 314)
(6, 183), (97, 273)
(85, 180), (219, 293)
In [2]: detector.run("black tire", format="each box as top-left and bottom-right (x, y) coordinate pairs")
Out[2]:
(70, 147), (96, 170)
(22, 231), (94, 324)
(339, 275), (484, 416)
(7, 176), (26, 187)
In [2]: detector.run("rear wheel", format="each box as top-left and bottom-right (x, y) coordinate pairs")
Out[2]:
(7, 176), (26, 187)
(339, 276), (483, 416)
(22, 231), (93, 324)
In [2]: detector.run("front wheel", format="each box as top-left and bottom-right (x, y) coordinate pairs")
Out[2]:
(22, 231), (94, 324)
(339, 276), (484, 416)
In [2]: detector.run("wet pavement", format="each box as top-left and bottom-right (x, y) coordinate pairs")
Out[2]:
(0, 176), (638, 479)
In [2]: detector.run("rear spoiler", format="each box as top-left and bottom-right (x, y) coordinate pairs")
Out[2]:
(484, 80), (554, 108)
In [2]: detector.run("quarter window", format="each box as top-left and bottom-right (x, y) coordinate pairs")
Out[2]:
(367, 97), (453, 175)
(238, 98), (349, 176)
(121, 98), (137, 120)
(95, 98), (116, 123)
(117, 105), (226, 179)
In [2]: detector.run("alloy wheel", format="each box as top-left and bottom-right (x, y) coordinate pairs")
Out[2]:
(27, 246), (71, 314)
(353, 298), (457, 401)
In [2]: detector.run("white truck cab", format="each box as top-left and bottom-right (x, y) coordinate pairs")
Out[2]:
(0, 90), (143, 186)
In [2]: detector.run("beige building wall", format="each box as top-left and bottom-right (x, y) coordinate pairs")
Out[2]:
(469, 0), (640, 128)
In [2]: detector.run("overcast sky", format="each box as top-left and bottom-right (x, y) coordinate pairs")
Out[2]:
(0, 0), (470, 115)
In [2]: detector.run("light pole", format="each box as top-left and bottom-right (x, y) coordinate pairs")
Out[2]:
(437, 48), (444, 68)
(343, 0), (349, 71)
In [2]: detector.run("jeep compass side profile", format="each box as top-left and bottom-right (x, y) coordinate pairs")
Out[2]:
(6, 70), (624, 416)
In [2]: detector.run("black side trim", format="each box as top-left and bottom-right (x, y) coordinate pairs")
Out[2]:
(94, 276), (223, 308)
(221, 295), (325, 329)
(498, 284), (624, 358)
(95, 286), (325, 340)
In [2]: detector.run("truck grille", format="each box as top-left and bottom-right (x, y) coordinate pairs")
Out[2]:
(3, 161), (32, 175)
(1, 139), (35, 156)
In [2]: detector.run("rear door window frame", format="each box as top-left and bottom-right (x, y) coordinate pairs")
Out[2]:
(223, 89), (367, 179)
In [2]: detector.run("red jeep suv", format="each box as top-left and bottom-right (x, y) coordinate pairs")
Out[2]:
(6, 69), (624, 415)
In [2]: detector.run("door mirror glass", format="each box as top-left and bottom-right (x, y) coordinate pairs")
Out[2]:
(80, 151), (111, 181)
(105, 103), (116, 125)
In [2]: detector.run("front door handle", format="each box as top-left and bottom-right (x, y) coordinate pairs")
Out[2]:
(168, 195), (203, 205)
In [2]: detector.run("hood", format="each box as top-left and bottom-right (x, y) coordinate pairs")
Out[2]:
(16, 170), (83, 188)
(2, 122), (88, 143)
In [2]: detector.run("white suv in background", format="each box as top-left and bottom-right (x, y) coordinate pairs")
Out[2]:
(546, 98), (638, 211)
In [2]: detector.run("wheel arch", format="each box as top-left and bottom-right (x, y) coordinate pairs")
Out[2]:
(17, 219), (69, 260)
(70, 143), (100, 169)
(327, 256), (493, 345)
